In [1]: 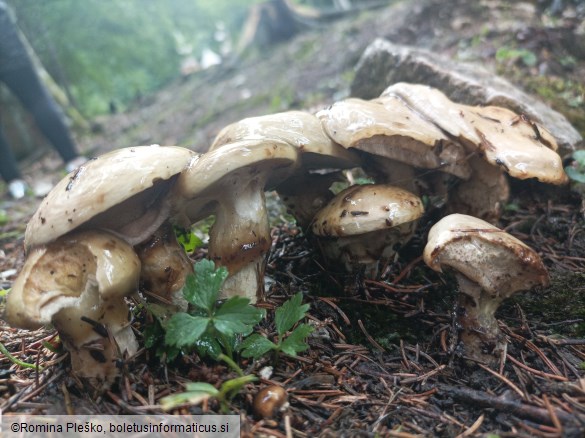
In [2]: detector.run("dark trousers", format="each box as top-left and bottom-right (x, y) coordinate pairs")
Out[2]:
(0, 30), (78, 183)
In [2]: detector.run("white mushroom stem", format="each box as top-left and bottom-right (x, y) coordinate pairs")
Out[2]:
(208, 172), (271, 300)
(173, 140), (299, 302)
(6, 230), (141, 388)
(453, 274), (508, 361)
(446, 155), (510, 224)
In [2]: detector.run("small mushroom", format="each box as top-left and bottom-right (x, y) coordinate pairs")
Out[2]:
(423, 213), (549, 364)
(172, 139), (299, 301)
(134, 222), (193, 311)
(253, 385), (289, 419)
(5, 230), (141, 388)
(211, 110), (360, 229)
(310, 184), (424, 278)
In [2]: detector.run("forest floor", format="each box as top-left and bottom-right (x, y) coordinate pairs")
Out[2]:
(1, 0), (585, 436)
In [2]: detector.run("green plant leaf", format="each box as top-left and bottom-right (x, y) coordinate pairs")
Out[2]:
(183, 259), (228, 312)
(214, 296), (265, 336)
(184, 382), (221, 394)
(275, 292), (310, 336)
(160, 382), (219, 410)
(194, 333), (223, 360)
(565, 167), (585, 184)
(174, 226), (203, 253)
(573, 150), (585, 164)
(165, 313), (209, 348)
(280, 323), (314, 356)
(239, 334), (277, 359)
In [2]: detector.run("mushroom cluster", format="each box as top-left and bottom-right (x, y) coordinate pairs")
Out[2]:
(4, 83), (568, 387)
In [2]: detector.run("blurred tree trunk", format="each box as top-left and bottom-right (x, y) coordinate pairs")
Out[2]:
(0, 27), (87, 161)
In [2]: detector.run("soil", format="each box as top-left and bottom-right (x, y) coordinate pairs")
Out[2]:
(1, 0), (585, 436)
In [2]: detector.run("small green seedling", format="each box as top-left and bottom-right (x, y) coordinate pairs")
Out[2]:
(160, 374), (257, 412)
(565, 150), (585, 184)
(0, 341), (43, 371)
(239, 292), (314, 360)
(164, 259), (265, 359)
(160, 352), (256, 412)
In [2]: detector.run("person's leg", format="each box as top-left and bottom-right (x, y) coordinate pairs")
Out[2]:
(0, 126), (28, 198)
(0, 126), (22, 182)
(2, 67), (80, 163)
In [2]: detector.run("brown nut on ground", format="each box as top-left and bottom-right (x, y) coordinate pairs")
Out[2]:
(423, 213), (549, 365)
(5, 230), (141, 389)
(253, 385), (289, 419)
(310, 184), (424, 278)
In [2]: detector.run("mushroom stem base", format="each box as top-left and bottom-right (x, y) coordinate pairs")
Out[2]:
(219, 255), (265, 303)
(62, 324), (138, 389)
(456, 288), (505, 366)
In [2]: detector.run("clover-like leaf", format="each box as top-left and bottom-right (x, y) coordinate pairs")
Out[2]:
(183, 259), (228, 312)
(275, 292), (310, 336)
(239, 334), (277, 359)
(214, 296), (265, 337)
(280, 323), (314, 356)
(165, 313), (209, 348)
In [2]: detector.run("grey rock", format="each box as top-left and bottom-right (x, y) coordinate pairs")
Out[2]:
(351, 39), (583, 155)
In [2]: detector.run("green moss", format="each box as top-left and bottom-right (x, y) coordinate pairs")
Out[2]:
(512, 272), (585, 337)
(496, 67), (585, 140)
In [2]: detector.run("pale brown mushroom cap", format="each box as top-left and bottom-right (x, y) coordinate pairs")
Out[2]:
(5, 230), (141, 386)
(423, 213), (549, 298)
(382, 83), (568, 185)
(6, 230), (140, 332)
(316, 97), (471, 180)
(311, 184), (424, 237)
(210, 110), (359, 169)
(310, 184), (424, 277)
(174, 139), (299, 222)
(25, 145), (196, 249)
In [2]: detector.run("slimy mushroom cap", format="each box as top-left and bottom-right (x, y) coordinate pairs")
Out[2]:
(25, 145), (196, 248)
(423, 213), (549, 298)
(310, 184), (424, 277)
(382, 83), (568, 185)
(211, 110), (359, 169)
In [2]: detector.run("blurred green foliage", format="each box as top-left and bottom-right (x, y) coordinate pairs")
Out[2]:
(6, 0), (259, 116)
